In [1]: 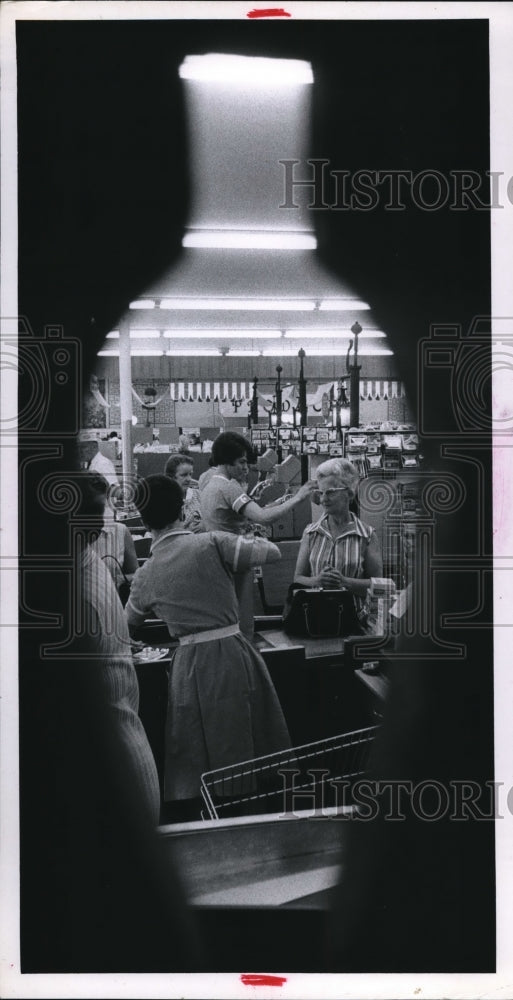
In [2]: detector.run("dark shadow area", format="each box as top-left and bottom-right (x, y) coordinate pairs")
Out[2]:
(16, 17), (494, 973)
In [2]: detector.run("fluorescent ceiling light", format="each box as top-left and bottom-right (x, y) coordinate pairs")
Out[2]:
(227, 350), (262, 357)
(182, 230), (317, 250)
(179, 54), (313, 86)
(358, 348), (394, 355)
(129, 330), (160, 339)
(283, 330), (386, 339)
(106, 331), (119, 339)
(162, 330), (280, 339)
(130, 350), (164, 356)
(319, 300), (371, 311)
(262, 349), (309, 357)
(262, 347), (394, 356)
(129, 300), (155, 309)
(98, 350), (120, 356)
(304, 348), (394, 356)
(165, 349), (220, 357)
(159, 298), (317, 311)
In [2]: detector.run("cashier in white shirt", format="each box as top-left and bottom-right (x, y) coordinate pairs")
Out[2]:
(201, 432), (316, 639)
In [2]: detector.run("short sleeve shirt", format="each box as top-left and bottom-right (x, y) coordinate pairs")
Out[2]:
(200, 474), (252, 535)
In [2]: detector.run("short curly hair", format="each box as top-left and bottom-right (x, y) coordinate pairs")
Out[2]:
(316, 458), (360, 494)
(211, 432), (253, 466)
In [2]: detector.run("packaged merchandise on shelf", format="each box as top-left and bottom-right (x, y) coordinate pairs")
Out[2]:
(365, 433), (381, 454)
(401, 434), (419, 451)
(381, 434), (403, 451)
(347, 434), (368, 452)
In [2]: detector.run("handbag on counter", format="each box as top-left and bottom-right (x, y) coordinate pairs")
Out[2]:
(282, 585), (362, 639)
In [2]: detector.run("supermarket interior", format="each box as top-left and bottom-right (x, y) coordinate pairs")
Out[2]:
(15, 14), (496, 979)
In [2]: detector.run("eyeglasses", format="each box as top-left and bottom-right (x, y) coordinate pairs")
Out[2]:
(317, 487), (350, 500)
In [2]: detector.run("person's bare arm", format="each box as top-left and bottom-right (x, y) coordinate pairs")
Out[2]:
(293, 531), (320, 588)
(362, 531), (383, 578)
(241, 480), (316, 525)
(122, 526), (139, 580)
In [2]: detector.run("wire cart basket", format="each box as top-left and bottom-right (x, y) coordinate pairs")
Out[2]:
(200, 725), (379, 820)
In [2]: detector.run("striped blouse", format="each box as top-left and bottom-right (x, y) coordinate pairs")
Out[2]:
(304, 512), (376, 582)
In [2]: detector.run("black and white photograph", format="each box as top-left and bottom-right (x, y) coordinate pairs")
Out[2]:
(1, 2), (513, 997)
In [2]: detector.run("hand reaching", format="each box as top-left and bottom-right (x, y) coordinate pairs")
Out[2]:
(296, 479), (318, 503)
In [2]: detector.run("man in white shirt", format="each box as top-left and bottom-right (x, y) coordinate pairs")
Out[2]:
(80, 438), (119, 487)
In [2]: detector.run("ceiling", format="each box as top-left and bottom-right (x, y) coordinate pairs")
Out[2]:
(99, 54), (394, 369)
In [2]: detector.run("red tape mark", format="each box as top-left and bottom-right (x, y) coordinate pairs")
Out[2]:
(246, 8), (292, 18)
(240, 973), (288, 986)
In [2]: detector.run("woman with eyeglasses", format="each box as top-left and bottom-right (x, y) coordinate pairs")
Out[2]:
(293, 458), (383, 611)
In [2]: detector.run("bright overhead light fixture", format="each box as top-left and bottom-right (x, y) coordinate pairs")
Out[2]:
(182, 230), (317, 250)
(165, 349), (221, 357)
(319, 299), (371, 311)
(305, 347), (394, 356)
(358, 348), (394, 355)
(98, 350), (120, 356)
(129, 330), (160, 339)
(162, 330), (280, 339)
(179, 54), (314, 86)
(129, 300), (155, 309)
(158, 298), (317, 311)
(261, 349), (307, 357)
(130, 350), (165, 356)
(227, 350), (262, 357)
(283, 330), (386, 339)
(106, 331), (119, 339)
(262, 347), (394, 357)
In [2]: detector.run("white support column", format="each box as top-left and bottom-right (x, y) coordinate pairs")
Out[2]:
(118, 316), (133, 487)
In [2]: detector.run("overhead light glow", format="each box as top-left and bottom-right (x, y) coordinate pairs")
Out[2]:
(159, 298), (317, 311)
(179, 54), (314, 86)
(130, 350), (165, 356)
(129, 300), (155, 309)
(227, 350), (262, 357)
(98, 350), (120, 356)
(358, 348), (394, 355)
(106, 331), (119, 339)
(283, 330), (386, 339)
(182, 230), (317, 250)
(129, 330), (160, 339)
(304, 348), (395, 356)
(262, 347), (394, 356)
(319, 300), (371, 311)
(162, 330), (280, 339)
(165, 349), (221, 357)
(262, 349), (309, 357)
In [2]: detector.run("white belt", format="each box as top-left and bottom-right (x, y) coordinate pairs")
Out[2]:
(178, 623), (241, 646)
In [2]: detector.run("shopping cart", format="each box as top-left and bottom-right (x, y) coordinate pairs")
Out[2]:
(200, 725), (379, 820)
